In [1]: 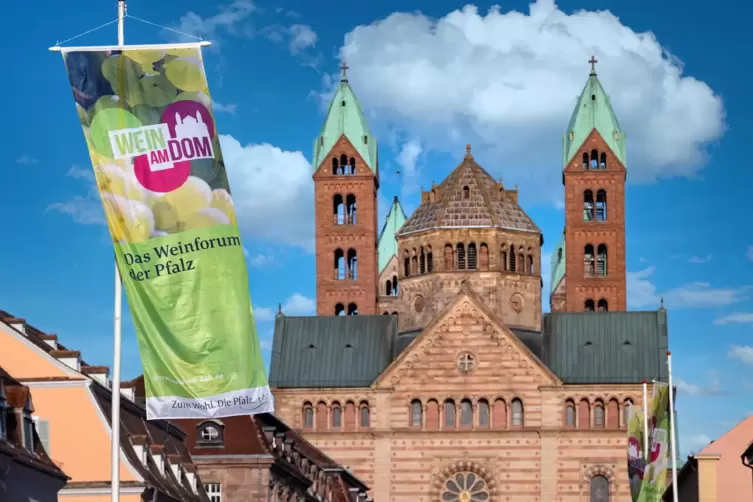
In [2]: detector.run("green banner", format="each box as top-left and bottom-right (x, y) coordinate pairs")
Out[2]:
(638, 384), (671, 501)
(627, 403), (647, 502)
(60, 46), (273, 419)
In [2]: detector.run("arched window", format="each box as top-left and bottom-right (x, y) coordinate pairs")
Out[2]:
(597, 244), (608, 276)
(596, 190), (607, 220)
(462, 185), (470, 199)
(518, 252), (525, 272)
(565, 400), (575, 427)
(444, 400), (456, 428)
(391, 311), (398, 315)
(582, 152), (589, 169)
(527, 254), (534, 275)
(579, 399), (590, 429)
(426, 247), (433, 273)
(426, 400), (439, 430)
(478, 399), (489, 427)
(584, 244), (595, 277)
(303, 403), (313, 429)
(347, 248), (358, 280)
(501, 246), (508, 271)
(403, 250), (410, 277)
(359, 402), (370, 427)
(340, 154), (348, 173)
(410, 400), (422, 427)
(335, 303), (345, 316)
(479, 243), (489, 270)
(419, 247), (426, 274)
(584, 190), (594, 221)
(334, 248), (345, 279)
(509, 245), (516, 272)
(594, 400), (605, 428)
(590, 475), (610, 502)
(590, 149), (598, 169)
(460, 399), (473, 427)
(331, 402), (342, 429)
(385, 280), (392, 296)
(197, 421), (224, 445)
(456, 244), (466, 270)
(599, 152), (607, 170)
(585, 299), (595, 312)
(333, 194), (344, 224)
(598, 299), (609, 312)
(493, 399), (506, 428)
(347, 303), (358, 316)
(332, 157), (340, 174)
(623, 399), (633, 428)
(511, 399), (524, 426)
(607, 399), (619, 428)
(411, 252), (418, 275)
(467, 243), (477, 270)
(346, 194), (357, 224)
(344, 401), (356, 431)
(444, 244), (453, 271)
(392, 275), (398, 295)
(349, 157), (356, 174)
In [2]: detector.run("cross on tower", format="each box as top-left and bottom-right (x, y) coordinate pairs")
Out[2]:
(340, 61), (349, 81)
(589, 55), (598, 75)
(457, 353), (476, 372)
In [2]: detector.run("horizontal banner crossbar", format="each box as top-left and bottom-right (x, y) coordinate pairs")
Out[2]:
(49, 41), (211, 53)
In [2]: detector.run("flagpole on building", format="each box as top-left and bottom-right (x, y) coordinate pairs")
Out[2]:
(110, 4), (125, 502)
(642, 380), (649, 460)
(667, 352), (679, 502)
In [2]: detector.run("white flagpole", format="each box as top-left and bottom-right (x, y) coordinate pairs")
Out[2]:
(642, 380), (649, 460)
(667, 351), (679, 502)
(111, 5), (125, 502)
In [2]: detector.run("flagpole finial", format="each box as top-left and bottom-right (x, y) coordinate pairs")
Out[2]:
(643, 379), (647, 384)
(667, 351), (671, 356)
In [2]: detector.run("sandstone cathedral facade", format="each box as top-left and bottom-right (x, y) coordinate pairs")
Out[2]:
(268, 62), (670, 502)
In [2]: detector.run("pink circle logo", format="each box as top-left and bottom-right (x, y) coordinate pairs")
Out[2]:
(132, 100), (216, 193)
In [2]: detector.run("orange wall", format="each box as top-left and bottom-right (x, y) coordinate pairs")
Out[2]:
(0, 327), (72, 379)
(695, 416), (753, 501)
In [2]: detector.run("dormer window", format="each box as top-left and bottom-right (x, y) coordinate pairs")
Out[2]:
(22, 395), (35, 451)
(197, 420), (224, 447)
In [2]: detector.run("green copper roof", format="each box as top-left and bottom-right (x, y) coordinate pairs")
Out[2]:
(378, 196), (407, 274)
(312, 76), (377, 174)
(562, 71), (626, 168)
(550, 231), (566, 294)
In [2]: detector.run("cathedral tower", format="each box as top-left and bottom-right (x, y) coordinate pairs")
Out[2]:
(312, 64), (379, 316)
(550, 58), (627, 313)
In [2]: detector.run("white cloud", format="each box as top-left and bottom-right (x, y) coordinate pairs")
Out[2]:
(247, 253), (275, 268)
(174, 0), (256, 43)
(729, 345), (753, 365)
(288, 24), (317, 54)
(674, 372), (728, 396)
(688, 254), (712, 264)
(627, 266), (748, 309)
(396, 139), (424, 197)
(688, 434), (712, 451)
(333, 1), (725, 203)
(255, 293), (316, 321)
(213, 101), (238, 114)
(714, 313), (753, 326)
(46, 166), (104, 225)
(220, 135), (314, 250)
(16, 155), (38, 165)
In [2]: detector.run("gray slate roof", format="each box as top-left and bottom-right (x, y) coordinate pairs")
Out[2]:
(268, 309), (669, 388)
(397, 153), (541, 236)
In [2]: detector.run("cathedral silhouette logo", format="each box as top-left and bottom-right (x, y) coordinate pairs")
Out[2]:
(174, 111), (211, 141)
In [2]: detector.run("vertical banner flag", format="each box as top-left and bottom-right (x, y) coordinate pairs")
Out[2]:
(638, 384), (671, 502)
(626, 403), (647, 502)
(60, 47), (273, 419)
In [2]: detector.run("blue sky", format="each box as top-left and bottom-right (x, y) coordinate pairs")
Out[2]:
(1, 0), (751, 457)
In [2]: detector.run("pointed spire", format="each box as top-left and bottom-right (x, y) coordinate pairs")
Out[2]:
(377, 196), (407, 274)
(464, 144), (473, 160)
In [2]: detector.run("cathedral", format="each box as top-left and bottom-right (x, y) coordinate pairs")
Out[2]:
(268, 61), (670, 502)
